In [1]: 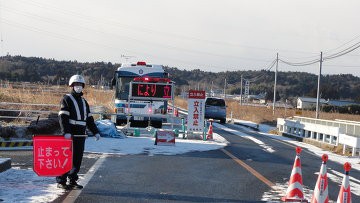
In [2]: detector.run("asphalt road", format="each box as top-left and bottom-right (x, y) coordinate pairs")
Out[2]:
(216, 123), (360, 202)
(58, 122), (360, 202)
(2, 122), (359, 202)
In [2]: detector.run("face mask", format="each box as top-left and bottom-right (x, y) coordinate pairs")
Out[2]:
(74, 86), (83, 93)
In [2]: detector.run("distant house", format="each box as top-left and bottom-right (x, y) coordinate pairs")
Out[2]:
(247, 93), (266, 103)
(297, 97), (327, 109)
(233, 93), (266, 104)
(297, 97), (360, 109)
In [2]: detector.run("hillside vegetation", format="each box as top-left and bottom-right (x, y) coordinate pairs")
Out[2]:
(1, 55), (360, 102)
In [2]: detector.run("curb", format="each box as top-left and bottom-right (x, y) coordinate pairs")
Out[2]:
(0, 141), (33, 148)
(0, 158), (11, 173)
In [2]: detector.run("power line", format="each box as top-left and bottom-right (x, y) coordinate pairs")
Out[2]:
(3, 0), (360, 73)
(2, 18), (276, 72)
(279, 40), (360, 66)
(14, 0), (321, 56)
(323, 34), (360, 55)
(245, 59), (277, 82)
(279, 58), (320, 66)
(2, 5), (273, 64)
(323, 42), (360, 60)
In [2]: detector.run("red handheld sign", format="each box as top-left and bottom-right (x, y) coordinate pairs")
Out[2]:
(33, 135), (73, 177)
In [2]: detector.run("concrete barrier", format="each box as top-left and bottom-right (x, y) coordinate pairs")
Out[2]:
(0, 158), (11, 173)
(277, 116), (360, 156)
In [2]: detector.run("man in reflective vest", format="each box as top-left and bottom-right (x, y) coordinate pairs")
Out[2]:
(57, 74), (101, 190)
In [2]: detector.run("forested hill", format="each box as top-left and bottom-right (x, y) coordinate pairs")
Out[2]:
(0, 55), (117, 85)
(1, 55), (360, 101)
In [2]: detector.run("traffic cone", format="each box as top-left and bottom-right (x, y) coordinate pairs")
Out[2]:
(336, 162), (352, 203)
(282, 147), (308, 202)
(311, 154), (329, 203)
(206, 119), (213, 140)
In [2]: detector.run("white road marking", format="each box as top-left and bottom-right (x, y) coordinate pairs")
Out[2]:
(63, 154), (107, 203)
(213, 123), (276, 153)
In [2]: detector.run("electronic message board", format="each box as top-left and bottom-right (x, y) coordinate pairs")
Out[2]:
(130, 82), (173, 100)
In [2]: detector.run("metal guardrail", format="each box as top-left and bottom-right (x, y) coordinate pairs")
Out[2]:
(0, 102), (58, 120)
(293, 116), (360, 137)
(0, 109), (57, 114)
(90, 106), (107, 114)
(0, 102), (106, 120)
(0, 102), (58, 107)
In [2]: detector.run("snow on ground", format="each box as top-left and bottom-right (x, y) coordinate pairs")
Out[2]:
(0, 119), (359, 202)
(0, 132), (228, 203)
(214, 122), (276, 153)
(84, 132), (228, 156)
(0, 167), (66, 203)
(229, 119), (360, 202)
(231, 119), (360, 170)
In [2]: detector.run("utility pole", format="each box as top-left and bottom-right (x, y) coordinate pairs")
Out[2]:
(224, 78), (226, 99)
(273, 53), (278, 115)
(240, 75), (243, 106)
(316, 52), (323, 119)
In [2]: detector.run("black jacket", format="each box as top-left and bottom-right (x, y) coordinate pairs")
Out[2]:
(58, 90), (99, 136)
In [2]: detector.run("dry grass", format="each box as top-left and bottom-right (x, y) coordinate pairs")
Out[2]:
(0, 86), (113, 106)
(174, 96), (188, 110)
(0, 85), (114, 124)
(303, 139), (353, 156)
(174, 96), (360, 125)
(83, 89), (114, 111)
(0, 86), (64, 105)
(2, 84), (358, 125)
(175, 96), (360, 156)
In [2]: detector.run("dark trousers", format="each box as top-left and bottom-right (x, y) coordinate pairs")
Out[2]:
(56, 137), (85, 184)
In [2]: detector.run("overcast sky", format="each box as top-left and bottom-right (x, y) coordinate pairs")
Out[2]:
(0, 0), (360, 76)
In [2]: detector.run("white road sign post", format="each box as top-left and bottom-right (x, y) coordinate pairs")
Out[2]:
(187, 90), (205, 138)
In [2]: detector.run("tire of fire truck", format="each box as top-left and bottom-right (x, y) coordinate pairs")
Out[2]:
(151, 121), (162, 128)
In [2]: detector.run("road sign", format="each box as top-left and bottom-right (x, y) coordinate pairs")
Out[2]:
(33, 135), (73, 177)
(155, 130), (175, 146)
(130, 82), (173, 100)
(187, 90), (205, 132)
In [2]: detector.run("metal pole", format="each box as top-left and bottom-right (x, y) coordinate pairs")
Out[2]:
(224, 78), (226, 99)
(171, 83), (174, 130)
(240, 75), (243, 106)
(273, 53), (278, 115)
(316, 52), (323, 119)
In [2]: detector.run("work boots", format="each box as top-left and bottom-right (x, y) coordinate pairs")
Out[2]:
(69, 181), (83, 189)
(57, 183), (72, 190)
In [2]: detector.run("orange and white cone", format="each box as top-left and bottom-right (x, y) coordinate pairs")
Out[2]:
(282, 147), (308, 202)
(337, 162), (352, 203)
(206, 119), (213, 140)
(311, 154), (329, 203)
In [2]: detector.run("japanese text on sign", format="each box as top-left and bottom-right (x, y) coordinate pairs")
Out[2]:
(188, 90), (206, 99)
(36, 146), (70, 170)
(131, 82), (172, 100)
(33, 135), (73, 177)
(187, 90), (205, 132)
